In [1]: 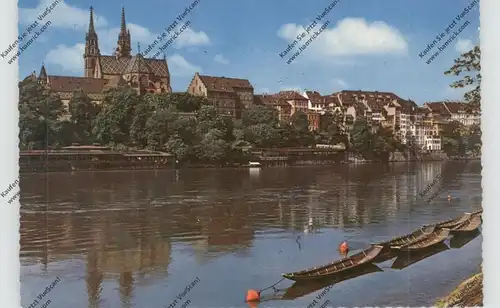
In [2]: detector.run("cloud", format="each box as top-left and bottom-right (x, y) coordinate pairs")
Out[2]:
(45, 43), (85, 73)
(19, 0), (108, 31)
(44, 45), (201, 77)
(277, 17), (408, 58)
(96, 23), (210, 55)
(332, 78), (349, 88)
(455, 39), (474, 53)
(40, 0), (210, 74)
(214, 54), (230, 65)
(175, 27), (210, 48)
(168, 54), (202, 76)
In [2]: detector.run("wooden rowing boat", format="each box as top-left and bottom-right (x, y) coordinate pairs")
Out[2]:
(450, 229), (481, 249)
(391, 242), (449, 270)
(281, 263), (382, 300)
(470, 209), (483, 217)
(372, 225), (435, 255)
(450, 216), (482, 234)
(433, 213), (472, 229)
(281, 245), (383, 282)
(392, 228), (450, 252)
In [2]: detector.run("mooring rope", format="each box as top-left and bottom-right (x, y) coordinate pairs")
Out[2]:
(258, 277), (286, 295)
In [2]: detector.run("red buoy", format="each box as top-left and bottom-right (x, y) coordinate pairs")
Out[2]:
(339, 241), (349, 254)
(246, 289), (260, 302)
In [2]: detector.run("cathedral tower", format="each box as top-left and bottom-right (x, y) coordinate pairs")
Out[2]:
(83, 6), (100, 77)
(114, 7), (132, 58)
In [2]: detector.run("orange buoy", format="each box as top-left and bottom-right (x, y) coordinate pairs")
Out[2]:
(247, 301), (258, 308)
(246, 289), (260, 302)
(339, 241), (349, 254)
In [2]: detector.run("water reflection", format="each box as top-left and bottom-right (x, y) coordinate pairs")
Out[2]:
(20, 162), (482, 307)
(391, 242), (450, 270)
(450, 230), (482, 249)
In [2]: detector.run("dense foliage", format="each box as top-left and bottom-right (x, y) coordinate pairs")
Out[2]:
(18, 82), (354, 164)
(19, 80), (479, 162)
(443, 44), (482, 156)
(445, 45), (481, 114)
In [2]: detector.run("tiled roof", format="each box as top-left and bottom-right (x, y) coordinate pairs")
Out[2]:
(277, 91), (307, 100)
(99, 56), (130, 75)
(396, 98), (418, 113)
(253, 94), (265, 105)
(443, 101), (467, 113)
(323, 95), (340, 107)
(99, 55), (170, 77)
(365, 99), (386, 112)
(124, 55), (152, 74)
(425, 102), (451, 115)
(417, 106), (431, 115)
(336, 90), (400, 101)
(198, 75), (253, 93)
(47, 76), (108, 93)
(145, 58), (170, 77)
(305, 90), (323, 102)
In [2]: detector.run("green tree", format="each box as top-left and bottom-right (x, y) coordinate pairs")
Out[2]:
(167, 92), (208, 112)
(445, 45), (481, 113)
(144, 107), (178, 151)
(242, 105), (279, 127)
(350, 119), (371, 154)
(92, 87), (142, 145)
(18, 79), (66, 149)
(441, 120), (467, 156)
(197, 129), (230, 164)
(130, 101), (154, 148)
(289, 111), (314, 147)
(244, 123), (279, 148)
(68, 90), (100, 144)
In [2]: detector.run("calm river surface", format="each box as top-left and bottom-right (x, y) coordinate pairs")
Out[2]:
(20, 162), (482, 308)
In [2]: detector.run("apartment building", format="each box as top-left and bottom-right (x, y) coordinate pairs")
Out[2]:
(254, 93), (293, 123)
(303, 90), (326, 112)
(442, 101), (480, 126)
(187, 72), (254, 118)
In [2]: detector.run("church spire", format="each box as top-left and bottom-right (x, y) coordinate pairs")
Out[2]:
(115, 7), (132, 58)
(84, 6), (100, 77)
(38, 63), (48, 85)
(88, 5), (96, 34)
(120, 7), (127, 34)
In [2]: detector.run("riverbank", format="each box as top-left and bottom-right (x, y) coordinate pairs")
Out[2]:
(435, 271), (483, 307)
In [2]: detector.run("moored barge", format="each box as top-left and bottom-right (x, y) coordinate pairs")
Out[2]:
(20, 145), (176, 173)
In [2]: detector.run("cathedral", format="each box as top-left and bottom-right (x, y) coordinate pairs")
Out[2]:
(28, 6), (172, 105)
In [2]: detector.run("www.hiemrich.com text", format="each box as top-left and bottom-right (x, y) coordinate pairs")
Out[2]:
(141, 0), (201, 59)
(418, 0), (478, 64)
(1, 0), (61, 64)
(278, 0), (341, 64)
(1, 177), (19, 204)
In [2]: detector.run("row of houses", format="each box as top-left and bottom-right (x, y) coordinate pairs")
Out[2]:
(27, 61), (479, 152)
(186, 73), (480, 152)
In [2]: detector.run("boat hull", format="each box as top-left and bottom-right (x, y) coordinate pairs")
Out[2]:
(372, 225), (436, 254)
(282, 245), (383, 282)
(391, 242), (449, 270)
(393, 228), (450, 252)
(450, 216), (482, 234)
(434, 213), (472, 229)
(282, 264), (382, 300)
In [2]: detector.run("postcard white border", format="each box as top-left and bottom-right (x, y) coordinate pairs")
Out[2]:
(0, 0), (20, 305)
(0, 0), (498, 307)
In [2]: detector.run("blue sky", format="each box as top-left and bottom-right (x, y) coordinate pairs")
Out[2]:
(17, 0), (479, 104)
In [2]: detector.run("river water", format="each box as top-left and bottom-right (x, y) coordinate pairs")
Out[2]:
(20, 162), (482, 308)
